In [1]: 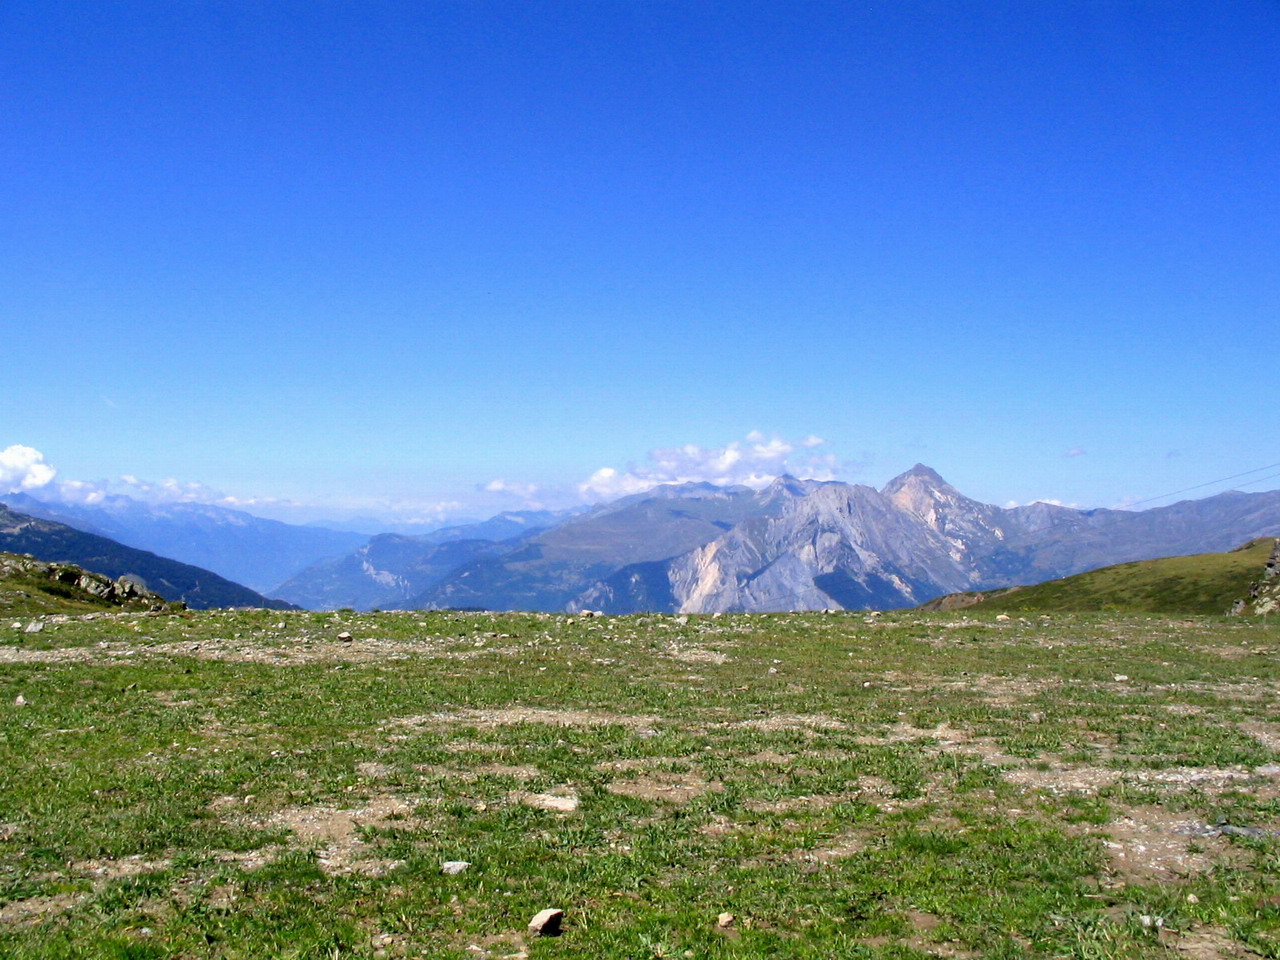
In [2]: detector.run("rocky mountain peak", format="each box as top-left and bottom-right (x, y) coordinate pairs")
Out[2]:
(881, 463), (949, 494)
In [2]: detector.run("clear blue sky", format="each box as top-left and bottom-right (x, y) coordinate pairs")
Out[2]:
(3, 1), (1278, 522)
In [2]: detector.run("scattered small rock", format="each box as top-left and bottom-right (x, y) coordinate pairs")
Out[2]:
(441, 860), (471, 875)
(337, 632), (353, 642)
(23, 621), (44, 634)
(717, 912), (735, 928)
(13, 695), (26, 706)
(1113, 674), (1129, 682)
(995, 613), (1011, 622)
(528, 907), (563, 936)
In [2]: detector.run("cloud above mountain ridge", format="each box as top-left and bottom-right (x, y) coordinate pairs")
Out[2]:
(578, 431), (843, 500)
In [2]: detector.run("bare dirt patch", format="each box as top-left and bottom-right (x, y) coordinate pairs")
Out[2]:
(70, 855), (172, 880)
(414, 762), (542, 782)
(1006, 765), (1123, 795)
(1167, 926), (1264, 958)
(385, 707), (658, 732)
(606, 770), (722, 804)
(239, 794), (417, 875)
(728, 713), (847, 733)
(790, 830), (866, 864)
(666, 645), (730, 665)
(1099, 806), (1240, 883)
(0, 893), (84, 925)
(743, 793), (850, 813)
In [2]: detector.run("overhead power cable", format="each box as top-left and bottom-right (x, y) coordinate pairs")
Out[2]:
(1122, 461), (1280, 509)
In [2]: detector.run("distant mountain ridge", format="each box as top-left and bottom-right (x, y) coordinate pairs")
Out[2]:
(274, 465), (1280, 613)
(0, 504), (295, 610)
(0, 492), (367, 595)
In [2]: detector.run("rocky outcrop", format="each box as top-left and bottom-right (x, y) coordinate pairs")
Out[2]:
(0, 552), (180, 610)
(1232, 539), (1280, 615)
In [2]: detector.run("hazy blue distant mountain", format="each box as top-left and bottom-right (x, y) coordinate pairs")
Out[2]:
(272, 534), (517, 610)
(417, 509), (580, 544)
(274, 508), (584, 610)
(0, 504), (294, 610)
(0, 493), (367, 594)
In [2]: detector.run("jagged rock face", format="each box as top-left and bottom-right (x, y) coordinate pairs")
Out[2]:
(1236, 539), (1280, 616)
(665, 481), (974, 613)
(571, 473), (1280, 615)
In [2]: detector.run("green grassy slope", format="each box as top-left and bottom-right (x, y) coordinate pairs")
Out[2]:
(926, 537), (1276, 615)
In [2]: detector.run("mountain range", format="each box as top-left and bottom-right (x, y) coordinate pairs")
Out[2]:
(7, 466), (1280, 614)
(0, 492), (367, 594)
(0, 503), (294, 610)
(275, 465), (1280, 613)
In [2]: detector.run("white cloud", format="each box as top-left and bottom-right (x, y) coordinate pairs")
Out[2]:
(1064, 447), (1086, 458)
(578, 432), (840, 501)
(484, 478), (540, 498)
(117, 475), (225, 503)
(0, 445), (57, 492)
(56, 479), (107, 505)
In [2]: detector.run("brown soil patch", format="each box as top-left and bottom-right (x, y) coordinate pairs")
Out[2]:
(386, 707), (658, 731)
(70, 856), (171, 880)
(1168, 926), (1264, 958)
(414, 762), (541, 782)
(1099, 806), (1237, 883)
(1134, 766), (1256, 793)
(666, 645), (729, 665)
(729, 713), (847, 732)
(242, 794), (416, 875)
(790, 831), (865, 864)
(699, 815), (738, 837)
(212, 846), (286, 870)
(607, 770), (721, 804)
(743, 793), (849, 813)
(1006, 765), (1122, 795)
(0, 893), (84, 924)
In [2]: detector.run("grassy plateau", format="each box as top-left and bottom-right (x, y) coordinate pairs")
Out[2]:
(2, 604), (1279, 958)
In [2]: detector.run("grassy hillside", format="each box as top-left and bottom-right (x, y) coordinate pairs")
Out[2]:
(926, 537), (1276, 615)
(2, 607), (1280, 957)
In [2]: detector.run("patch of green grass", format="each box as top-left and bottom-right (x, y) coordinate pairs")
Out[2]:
(0, 607), (1278, 956)
(941, 538), (1276, 616)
